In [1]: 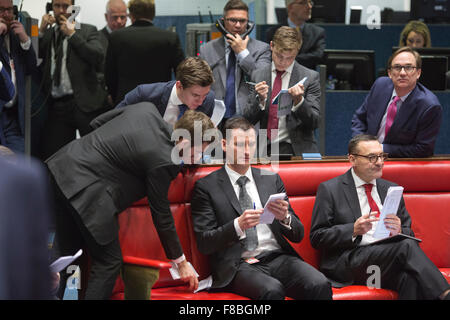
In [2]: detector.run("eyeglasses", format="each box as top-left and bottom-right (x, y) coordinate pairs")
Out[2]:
(293, 0), (314, 6)
(225, 18), (248, 25)
(0, 7), (14, 14)
(352, 153), (388, 163)
(389, 65), (418, 74)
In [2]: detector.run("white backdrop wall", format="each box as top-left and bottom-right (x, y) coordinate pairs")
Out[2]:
(15, 0), (411, 30)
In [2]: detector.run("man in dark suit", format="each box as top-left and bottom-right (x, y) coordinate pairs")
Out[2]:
(0, 0), (38, 153)
(38, 0), (108, 160)
(191, 117), (331, 300)
(243, 26), (320, 156)
(47, 105), (215, 299)
(105, 0), (185, 105)
(116, 57), (216, 125)
(97, 0), (128, 109)
(98, 0), (127, 51)
(351, 47), (442, 158)
(0, 155), (52, 299)
(310, 134), (450, 299)
(266, 0), (325, 70)
(0, 60), (14, 101)
(200, 0), (271, 121)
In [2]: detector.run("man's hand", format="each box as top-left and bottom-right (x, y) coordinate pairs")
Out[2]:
(255, 81), (268, 103)
(0, 18), (8, 35)
(288, 83), (305, 105)
(226, 33), (249, 54)
(267, 199), (289, 221)
(39, 14), (55, 33)
(10, 20), (29, 43)
(353, 213), (379, 236)
(59, 15), (76, 37)
(384, 214), (402, 236)
(177, 260), (198, 292)
(238, 208), (263, 231)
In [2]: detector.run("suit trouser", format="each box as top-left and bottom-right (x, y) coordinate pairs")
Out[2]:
(40, 96), (106, 160)
(224, 251), (332, 300)
(50, 174), (122, 300)
(348, 239), (449, 299)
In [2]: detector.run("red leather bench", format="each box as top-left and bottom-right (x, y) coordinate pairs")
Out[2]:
(111, 159), (450, 300)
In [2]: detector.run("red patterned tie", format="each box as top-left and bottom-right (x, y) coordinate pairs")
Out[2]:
(363, 184), (380, 217)
(384, 96), (401, 137)
(267, 70), (283, 140)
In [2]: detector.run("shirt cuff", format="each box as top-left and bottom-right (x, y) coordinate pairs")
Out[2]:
(20, 38), (32, 50)
(172, 254), (186, 264)
(279, 213), (292, 229)
(291, 96), (305, 112)
(234, 217), (246, 239)
(236, 48), (250, 62)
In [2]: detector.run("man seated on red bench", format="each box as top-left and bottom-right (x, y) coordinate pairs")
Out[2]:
(310, 134), (450, 300)
(191, 117), (332, 300)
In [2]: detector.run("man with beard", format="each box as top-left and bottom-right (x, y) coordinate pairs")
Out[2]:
(38, 0), (107, 160)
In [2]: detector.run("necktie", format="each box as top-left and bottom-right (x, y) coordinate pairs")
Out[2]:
(267, 70), (283, 140)
(363, 184), (380, 217)
(53, 30), (64, 87)
(224, 50), (236, 118)
(236, 176), (258, 251)
(178, 104), (188, 120)
(384, 96), (401, 137)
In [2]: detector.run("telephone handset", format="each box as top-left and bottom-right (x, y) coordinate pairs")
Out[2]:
(215, 18), (255, 39)
(46, 2), (53, 14)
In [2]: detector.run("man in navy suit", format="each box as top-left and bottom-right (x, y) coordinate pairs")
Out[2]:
(0, 155), (52, 299)
(351, 47), (442, 158)
(0, 0), (37, 153)
(116, 57), (216, 125)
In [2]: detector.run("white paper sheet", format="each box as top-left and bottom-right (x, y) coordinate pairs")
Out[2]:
(260, 192), (287, 224)
(49, 249), (83, 273)
(194, 275), (213, 293)
(210, 99), (226, 127)
(373, 186), (404, 239)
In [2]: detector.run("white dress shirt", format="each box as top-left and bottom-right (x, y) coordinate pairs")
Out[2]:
(163, 83), (183, 125)
(351, 168), (383, 245)
(224, 165), (286, 259)
(377, 89), (412, 145)
(51, 26), (75, 98)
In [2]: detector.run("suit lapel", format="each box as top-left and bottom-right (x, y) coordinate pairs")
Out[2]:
(376, 179), (389, 204)
(217, 166), (242, 216)
(252, 167), (270, 207)
(342, 170), (362, 221)
(212, 38), (227, 90)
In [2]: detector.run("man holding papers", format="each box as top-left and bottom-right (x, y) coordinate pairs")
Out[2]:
(243, 26), (320, 156)
(310, 134), (450, 300)
(191, 117), (331, 300)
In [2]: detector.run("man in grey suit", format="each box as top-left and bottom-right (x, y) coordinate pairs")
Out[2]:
(243, 26), (320, 156)
(47, 106), (215, 299)
(191, 117), (331, 300)
(200, 0), (271, 121)
(39, 0), (108, 160)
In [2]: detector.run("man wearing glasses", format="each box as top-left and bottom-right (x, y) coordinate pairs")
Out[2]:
(310, 134), (450, 300)
(266, 0), (325, 70)
(351, 46), (442, 158)
(200, 0), (271, 123)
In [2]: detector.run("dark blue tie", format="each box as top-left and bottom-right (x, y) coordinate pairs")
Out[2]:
(224, 50), (236, 118)
(178, 104), (188, 120)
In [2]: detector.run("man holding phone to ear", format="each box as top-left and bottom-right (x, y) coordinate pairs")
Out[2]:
(38, 0), (107, 160)
(200, 0), (271, 123)
(0, 0), (37, 153)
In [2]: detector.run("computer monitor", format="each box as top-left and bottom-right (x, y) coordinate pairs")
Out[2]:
(310, 0), (346, 23)
(323, 49), (375, 90)
(419, 56), (448, 90)
(411, 0), (450, 23)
